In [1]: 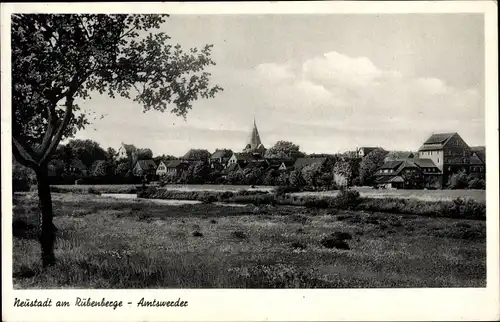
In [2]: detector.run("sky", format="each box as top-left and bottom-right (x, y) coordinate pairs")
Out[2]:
(72, 14), (485, 157)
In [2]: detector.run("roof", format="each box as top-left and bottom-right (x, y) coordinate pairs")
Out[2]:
(419, 133), (456, 151)
(376, 158), (441, 176)
(412, 158), (439, 168)
(166, 160), (188, 168)
(210, 149), (233, 160)
(470, 147), (485, 163)
(293, 157), (327, 170)
(135, 159), (157, 170)
(379, 160), (403, 170)
(470, 154), (485, 165)
(233, 152), (265, 161)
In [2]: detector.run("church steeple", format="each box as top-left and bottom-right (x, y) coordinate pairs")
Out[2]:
(250, 118), (262, 147)
(243, 118), (266, 154)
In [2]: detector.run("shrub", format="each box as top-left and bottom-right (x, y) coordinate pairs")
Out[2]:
(303, 198), (329, 209)
(231, 231), (247, 239)
(330, 188), (361, 210)
(291, 241), (307, 250)
(239, 264), (331, 288)
(87, 187), (101, 195)
(447, 170), (468, 189)
(275, 186), (301, 196)
(320, 236), (350, 250)
(468, 178), (486, 190)
(192, 231), (203, 237)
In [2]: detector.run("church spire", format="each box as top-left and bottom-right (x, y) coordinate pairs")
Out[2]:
(243, 117), (265, 153)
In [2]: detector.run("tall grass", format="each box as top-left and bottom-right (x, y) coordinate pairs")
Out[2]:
(139, 187), (486, 220)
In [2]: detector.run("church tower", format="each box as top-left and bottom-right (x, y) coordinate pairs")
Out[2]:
(243, 118), (266, 154)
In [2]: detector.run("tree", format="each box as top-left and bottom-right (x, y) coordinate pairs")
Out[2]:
(447, 170), (469, 189)
(66, 139), (107, 169)
(12, 14), (222, 267)
(91, 160), (111, 177)
(333, 159), (353, 187)
(358, 149), (388, 186)
(136, 148), (153, 160)
(192, 162), (210, 184)
(275, 171), (290, 186)
(301, 163), (323, 188)
(264, 141), (305, 160)
(106, 147), (117, 161)
(289, 169), (305, 187)
(401, 170), (423, 189)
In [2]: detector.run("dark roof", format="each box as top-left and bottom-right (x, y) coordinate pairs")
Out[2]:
(423, 133), (456, 144)
(293, 157), (327, 170)
(376, 158), (441, 176)
(210, 149), (233, 159)
(470, 154), (485, 165)
(233, 152), (265, 161)
(166, 160), (188, 168)
(412, 158), (439, 168)
(136, 159), (157, 170)
(470, 147), (485, 164)
(379, 160), (403, 170)
(419, 133), (457, 151)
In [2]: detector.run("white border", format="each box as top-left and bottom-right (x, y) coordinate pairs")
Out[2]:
(1, 2), (499, 321)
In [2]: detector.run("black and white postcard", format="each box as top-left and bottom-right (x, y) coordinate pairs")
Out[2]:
(1, 1), (498, 321)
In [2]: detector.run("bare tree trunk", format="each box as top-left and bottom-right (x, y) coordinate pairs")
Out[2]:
(35, 165), (56, 267)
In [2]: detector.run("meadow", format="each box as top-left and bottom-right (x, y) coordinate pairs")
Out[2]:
(12, 192), (486, 288)
(51, 184), (486, 202)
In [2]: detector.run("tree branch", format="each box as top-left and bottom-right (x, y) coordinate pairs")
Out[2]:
(12, 136), (38, 168)
(40, 103), (57, 154)
(40, 95), (74, 165)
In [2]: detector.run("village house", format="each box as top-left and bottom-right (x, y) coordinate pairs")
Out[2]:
(469, 146), (486, 178)
(162, 160), (190, 176)
(356, 147), (381, 158)
(133, 159), (157, 179)
(267, 158), (295, 171)
(117, 143), (137, 160)
(227, 152), (267, 169)
(209, 149), (233, 170)
(384, 151), (415, 162)
(417, 132), (472, 182)
(374, 158), (442, 189)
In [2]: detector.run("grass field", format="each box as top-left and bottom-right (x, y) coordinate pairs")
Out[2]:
(292, 188), (486, 202)
(51, 184), (486, 202)
(12, 192), (486, 288)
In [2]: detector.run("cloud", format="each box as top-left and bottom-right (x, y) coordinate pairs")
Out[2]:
(242, 51), (483, 151)
(74, 50), (484, 156)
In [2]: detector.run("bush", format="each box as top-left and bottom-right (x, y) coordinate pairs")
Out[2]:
(192, 231), (203, 237)
(275, 186), (301, 196)
(468, 178), (485, 190)
(447, 170), (468, 189)
(87, 187), (101, 195)
(330, 188), (361, 210)
(231, 231), (247, 239)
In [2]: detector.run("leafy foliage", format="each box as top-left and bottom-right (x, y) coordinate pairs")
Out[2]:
(12, 14), (222, 169)
(358, 148), (388, 186)
(264, 141), (305, 160)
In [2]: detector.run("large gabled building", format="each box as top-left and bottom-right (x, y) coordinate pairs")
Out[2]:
(418, 132), (472, 182)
